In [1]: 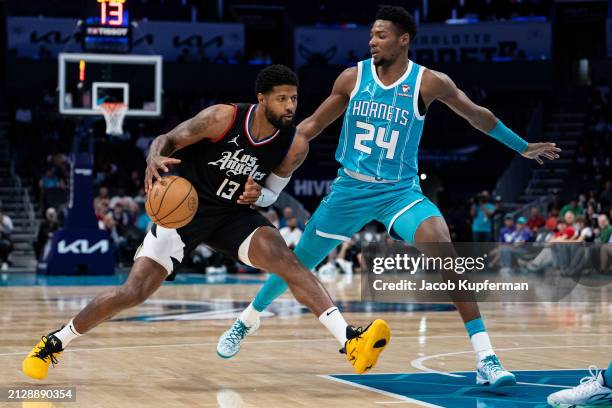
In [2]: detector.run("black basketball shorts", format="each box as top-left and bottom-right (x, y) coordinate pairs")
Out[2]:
(134, 205), (273, 276)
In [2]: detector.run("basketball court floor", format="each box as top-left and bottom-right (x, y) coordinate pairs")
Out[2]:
(1, 272), (610, 407)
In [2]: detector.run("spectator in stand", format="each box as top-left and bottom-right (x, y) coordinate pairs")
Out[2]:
(95, 201), (110, 221)
(564, 211), (579, 236)
(560, 199), (584, 218)
(526, 207), (545, 231)
(39, 169), (63, 190)
(94, 186), (110, 209)
(98, 213), (124, 266)
(545, 208), (559, 230)
(0, 207), (14, 270)
(279, 216), (303, 250)
(111, 202), (131, 236)
(499, 215), (515, 243)
(597, 214), (612, 243)
(513, 217), (533, 243)
(554, 220), (576, 241)
(586, 203), (600, 227)
(535, 217), (557, 243)
(109, 192), (137, 213)
(39, 169), (66, 209)
(34, 207), (60, 260)
(279, 206), (294, 229)
(498, 216), (532, 272)
(470, 190), (495, 242)
(263, 208), (279, 229)
(49, 153), (69, 179)
(574, 216), (594, 242)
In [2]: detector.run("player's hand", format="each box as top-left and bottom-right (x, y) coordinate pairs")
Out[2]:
(521, 143), (561, 165)
(144, 156), (181, 193)
(237, 176), (262, 205)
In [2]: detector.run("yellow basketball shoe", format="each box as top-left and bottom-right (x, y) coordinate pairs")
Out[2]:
(22, 332), (63, 380)
(342, 319), (390, 374)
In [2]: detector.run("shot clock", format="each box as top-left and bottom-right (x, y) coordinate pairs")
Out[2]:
(82, 0), (132, 53)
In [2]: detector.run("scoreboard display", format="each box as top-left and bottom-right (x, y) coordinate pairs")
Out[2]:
(82, 0), (132, 53)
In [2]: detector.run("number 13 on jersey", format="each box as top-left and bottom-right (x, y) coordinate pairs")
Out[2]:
(354, 120), (399, 159)
(216, 178), (240, 199)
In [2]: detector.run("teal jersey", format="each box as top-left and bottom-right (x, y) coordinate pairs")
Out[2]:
(336, 58), (426, 181)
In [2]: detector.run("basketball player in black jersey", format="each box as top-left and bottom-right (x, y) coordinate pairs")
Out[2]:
(22, 65), (390, 380)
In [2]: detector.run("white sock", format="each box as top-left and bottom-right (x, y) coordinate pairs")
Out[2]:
(239, 302), (261, 327)
(53, 320), (81, 348)
(319, 306), (348, 345)
(471, 331), (495, 361)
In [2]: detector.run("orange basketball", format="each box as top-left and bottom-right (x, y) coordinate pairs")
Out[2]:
(145, 176), (198, 229)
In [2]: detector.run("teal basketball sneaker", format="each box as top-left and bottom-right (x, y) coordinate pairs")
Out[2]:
(216, 317), (260, 359)
(476, 355), (516, 388)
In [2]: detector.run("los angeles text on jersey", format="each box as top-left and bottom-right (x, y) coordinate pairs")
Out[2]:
(208, 149), (266, 181)
(351, 100), (411, 126)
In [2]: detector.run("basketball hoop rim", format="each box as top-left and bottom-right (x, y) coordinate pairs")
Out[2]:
(100, 102), (128, 113)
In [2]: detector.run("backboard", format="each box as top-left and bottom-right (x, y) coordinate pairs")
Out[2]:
(58, 53), (162, 117)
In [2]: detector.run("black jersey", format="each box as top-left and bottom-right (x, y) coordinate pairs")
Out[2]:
(175, 103), (295, 208)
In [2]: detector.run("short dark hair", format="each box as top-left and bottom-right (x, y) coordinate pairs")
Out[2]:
(375, 5), (417, 40)
(255, 64), (299, 96)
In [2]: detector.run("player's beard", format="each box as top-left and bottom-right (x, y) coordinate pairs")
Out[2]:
(265, 107), (293, 130)
(373, 54), (396, 67)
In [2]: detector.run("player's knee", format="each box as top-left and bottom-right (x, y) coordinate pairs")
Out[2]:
(250, 227), (294, 267)
(415, 217), (451, 243)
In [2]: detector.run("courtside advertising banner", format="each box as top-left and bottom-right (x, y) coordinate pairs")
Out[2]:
(295, 21), (551, 67)
(7, 17), (244, 61)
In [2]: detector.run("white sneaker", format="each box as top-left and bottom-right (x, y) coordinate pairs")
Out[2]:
(1, 262), (7, 271)
(548, 367), (612, 407)
(216, 317), (260, 359)
(476, 355), (516, 388)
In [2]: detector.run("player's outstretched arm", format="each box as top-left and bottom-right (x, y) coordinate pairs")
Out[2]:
(238, 133), (309, 206)
(145, 104), (235, 192)
(297, 66), (357, 142)
(421, 69), (561, 165)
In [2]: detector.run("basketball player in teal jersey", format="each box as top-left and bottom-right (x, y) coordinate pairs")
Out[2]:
(218, 5), (560, 387)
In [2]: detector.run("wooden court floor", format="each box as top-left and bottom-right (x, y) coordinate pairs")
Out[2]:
(1, 273), (611, 407)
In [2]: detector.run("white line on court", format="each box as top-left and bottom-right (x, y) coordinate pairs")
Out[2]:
(318, 374), (442, 408)
(411, 344), (612, 383)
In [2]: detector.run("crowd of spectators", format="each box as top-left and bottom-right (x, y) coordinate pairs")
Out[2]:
(486, 183), (612, 274)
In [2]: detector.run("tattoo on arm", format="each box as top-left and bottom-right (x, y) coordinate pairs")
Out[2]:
(147, 104), (231, 162)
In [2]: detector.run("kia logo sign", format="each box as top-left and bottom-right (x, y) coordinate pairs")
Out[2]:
(58, 239), (109, 254)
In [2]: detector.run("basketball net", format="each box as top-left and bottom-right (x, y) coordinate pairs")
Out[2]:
(101, 102), (128, 136)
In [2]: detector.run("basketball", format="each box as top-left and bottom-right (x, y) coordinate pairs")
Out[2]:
(145, 176), (198, 229)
